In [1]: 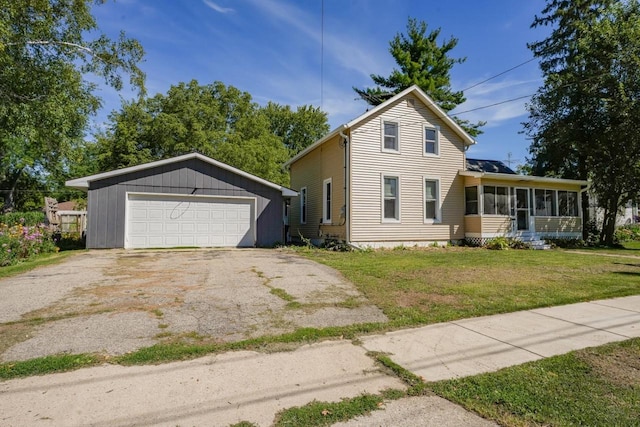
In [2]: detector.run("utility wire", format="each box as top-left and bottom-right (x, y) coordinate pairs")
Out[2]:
(460, 57), (538, 92)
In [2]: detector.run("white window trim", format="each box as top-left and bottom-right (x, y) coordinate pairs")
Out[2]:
(423, 176), (441, 224)
(381, 174), (401, 223)
(381, 119), (401, 154)
(322, 178), (332, 224)
(300, 187), (307, 224)
(423, 125), (440, 157)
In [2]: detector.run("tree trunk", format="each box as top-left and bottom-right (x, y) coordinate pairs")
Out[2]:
(1, 170), (21, 213)
(600, 197), (619, 246)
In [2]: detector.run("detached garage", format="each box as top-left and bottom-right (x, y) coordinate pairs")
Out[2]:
(66, 153), (297, 249)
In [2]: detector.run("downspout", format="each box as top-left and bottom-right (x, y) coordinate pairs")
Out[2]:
(580, 182), (591, 240)
(339, 129), (350, 245)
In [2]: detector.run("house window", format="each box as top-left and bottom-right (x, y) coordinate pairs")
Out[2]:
(300, 187), (307, 224)
(483, 186), (509, 215)
(558, 190), (578, 216)
(382, 120), (399, 152)
(323, 179), (332, 223)
(535, 189), (556, 216)
(424, 126), (439, 155)
(424, 178), (440, 222)
(383, 175), (399, 221)
(465, 186), (478, 214)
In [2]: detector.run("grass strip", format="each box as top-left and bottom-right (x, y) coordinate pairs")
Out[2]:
(0, 353), (102, 380)
(375, 354), (428, 396)
(0, 251), (79, 279)
(428, 338), (640, 426)
(273, 394), (384, 426)
(114, 323), (387, 365)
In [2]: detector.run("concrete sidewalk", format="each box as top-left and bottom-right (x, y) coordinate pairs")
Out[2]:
(1, 295), (639, 426)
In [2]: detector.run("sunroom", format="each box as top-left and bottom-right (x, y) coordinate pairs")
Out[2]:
(460, 160), (588, 245)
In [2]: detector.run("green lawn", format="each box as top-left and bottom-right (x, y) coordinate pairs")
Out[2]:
(300, 246), (640, 327)
(567, 240), (640, 255)
(429, 338), (640, 426)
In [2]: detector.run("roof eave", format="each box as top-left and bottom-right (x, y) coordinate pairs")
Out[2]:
(284, 125), (348, 168)
(459, 170), (588, 186)
(65, 152), (296, 197)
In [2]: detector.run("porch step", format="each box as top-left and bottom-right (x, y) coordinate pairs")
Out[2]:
(529, 240), (551, 250)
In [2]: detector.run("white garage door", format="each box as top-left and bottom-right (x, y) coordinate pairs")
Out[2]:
(126, 193), (255, 249)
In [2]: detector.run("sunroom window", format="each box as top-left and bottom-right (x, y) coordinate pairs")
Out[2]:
(558, 190), (579, 216)
(535, 189), (556, 216)
(483, 186), (509, 215)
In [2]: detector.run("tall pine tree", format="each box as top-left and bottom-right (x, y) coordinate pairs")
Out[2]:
(353, 18), (484, 136)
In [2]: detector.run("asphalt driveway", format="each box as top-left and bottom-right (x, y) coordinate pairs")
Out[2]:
(0, 249), (387, 362)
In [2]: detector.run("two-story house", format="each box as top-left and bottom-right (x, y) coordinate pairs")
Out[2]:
(285, 85), (587, 248)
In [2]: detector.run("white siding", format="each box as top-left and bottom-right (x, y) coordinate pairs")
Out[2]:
(350, 94), (466, 243)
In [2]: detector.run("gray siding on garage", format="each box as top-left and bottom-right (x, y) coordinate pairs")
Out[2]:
(86, 158), (284, 248)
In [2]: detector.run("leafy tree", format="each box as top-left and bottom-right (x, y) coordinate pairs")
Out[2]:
(262, 102), (329, 155)
(353, 18), (484, 136)
(0, 0), (145, 212)
(524, 0), (640, 245)
(95, 80), (291, 186)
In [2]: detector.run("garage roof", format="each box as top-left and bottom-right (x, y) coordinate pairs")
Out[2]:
(66, 153), (298, 197)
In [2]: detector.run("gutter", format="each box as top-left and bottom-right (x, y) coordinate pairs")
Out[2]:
(339, 129), (350, 245)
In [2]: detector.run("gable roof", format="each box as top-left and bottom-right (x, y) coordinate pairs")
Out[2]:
(466, 158), (516, 175)
(284, 85), (476, 167)
(66, 152), (298, 197)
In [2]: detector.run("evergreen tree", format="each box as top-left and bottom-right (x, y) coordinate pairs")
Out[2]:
(353, 18), (484, 136)
(525, 0), (640, 245)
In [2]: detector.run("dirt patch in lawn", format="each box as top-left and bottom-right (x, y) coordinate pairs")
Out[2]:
(577, 341), (640, 387)
(0, 249), (387, 362)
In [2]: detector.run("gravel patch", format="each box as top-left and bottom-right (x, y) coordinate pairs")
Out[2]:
(2, 312), (158, 361)
(0, 249), (388, 361)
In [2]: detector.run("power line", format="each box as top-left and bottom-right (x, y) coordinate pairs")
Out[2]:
(460, 57), (538, 92)
(320, 0), (324, 110)
(452, 93), (534, 115)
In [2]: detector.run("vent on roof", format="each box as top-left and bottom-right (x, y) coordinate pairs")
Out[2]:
(407, 98), (415, 108)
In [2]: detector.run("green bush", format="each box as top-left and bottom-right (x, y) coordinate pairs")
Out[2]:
(544, 238), (586, 249)
(484, 237), (530, 250)
(0, 211), (45, 227)
(53, 232), (86, 251)
(614, 224), (640, 243)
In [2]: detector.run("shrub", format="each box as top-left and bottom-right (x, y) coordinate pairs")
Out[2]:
(0, 211), (45, 227)
(0, 221), (58, 266)
(321, 238), (353, 252)
(614, 224), (640, 243)
(53, 232), (86, 251)
(584, 219), (601, 246)
(484, 237), (531, 250)
(485, 236), (510, 250)
(544, 238), (586, 249)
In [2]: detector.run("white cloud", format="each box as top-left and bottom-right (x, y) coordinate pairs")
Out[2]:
(203, 0), (234, 14)
(244, 0), (388, 78)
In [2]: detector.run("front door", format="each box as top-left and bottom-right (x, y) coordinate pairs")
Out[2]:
(515, 188), (529, 231)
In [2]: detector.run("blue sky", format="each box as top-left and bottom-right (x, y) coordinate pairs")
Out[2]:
(91, 0), (552, 169)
